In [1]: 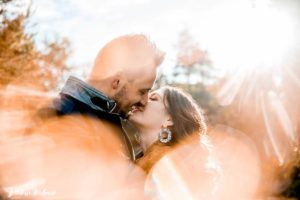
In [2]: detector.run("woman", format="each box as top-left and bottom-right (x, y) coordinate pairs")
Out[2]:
(129, 86), (261, 199)
(128, 86), (208, 173)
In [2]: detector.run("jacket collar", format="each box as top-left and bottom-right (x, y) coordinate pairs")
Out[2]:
(60, 76), (118, 114)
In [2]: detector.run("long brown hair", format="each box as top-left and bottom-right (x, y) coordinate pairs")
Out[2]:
(162, 86), (207, 143)
(136, 86), (208, 173)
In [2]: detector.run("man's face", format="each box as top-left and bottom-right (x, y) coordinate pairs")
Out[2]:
(113, 72), (157, 117)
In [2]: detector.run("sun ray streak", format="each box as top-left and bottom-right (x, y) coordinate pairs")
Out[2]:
(269, 92), (297, 144)
(217, 69), (247, 106)
(287, 66), (300, 88)
(150, 156), (195, 200)
(261, 92), (284, 165)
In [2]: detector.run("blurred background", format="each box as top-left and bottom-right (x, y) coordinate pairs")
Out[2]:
(1, 0), (300, 199)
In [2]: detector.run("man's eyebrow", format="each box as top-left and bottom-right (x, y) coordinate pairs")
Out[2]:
(139, 88), (151, 94)
(149, 87), (157, 92)
(142, 88), (152, 92)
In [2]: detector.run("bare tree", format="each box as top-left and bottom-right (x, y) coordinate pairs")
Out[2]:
(174, 29), (214, 86)
(0, 0), (72, 91)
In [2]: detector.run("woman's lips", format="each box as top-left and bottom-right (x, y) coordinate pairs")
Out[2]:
(128, 106), (143, 117)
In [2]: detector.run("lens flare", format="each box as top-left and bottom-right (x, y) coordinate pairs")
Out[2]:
(0, 85), (145, 199)
(144, 129), (261, 199)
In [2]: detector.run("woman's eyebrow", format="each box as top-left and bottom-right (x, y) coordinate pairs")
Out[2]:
(151, 92), (161, 99)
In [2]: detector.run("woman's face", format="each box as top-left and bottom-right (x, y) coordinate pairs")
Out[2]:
(128, 88), (170, 130)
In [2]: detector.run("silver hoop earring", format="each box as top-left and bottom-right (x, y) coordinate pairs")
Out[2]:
(159, 128), (172, 143)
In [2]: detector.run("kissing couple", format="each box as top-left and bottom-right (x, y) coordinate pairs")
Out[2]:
(1, 34), (217, 200)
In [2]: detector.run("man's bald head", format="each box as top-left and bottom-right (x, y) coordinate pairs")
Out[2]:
(88, 34), (165, 115)
(89, 34), (164, 80)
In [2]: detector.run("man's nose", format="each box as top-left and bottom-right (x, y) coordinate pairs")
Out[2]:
(140, 93), (149, 107)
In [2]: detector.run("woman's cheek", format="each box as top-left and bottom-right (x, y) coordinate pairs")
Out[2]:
(133, 112), (146, 124)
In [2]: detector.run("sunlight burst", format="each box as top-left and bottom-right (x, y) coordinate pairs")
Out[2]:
(208, 4), (296, 72)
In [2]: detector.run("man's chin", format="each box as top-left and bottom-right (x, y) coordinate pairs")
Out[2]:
(118, 108), (133, 119)
(119, 105), (139, 119)
(119, 110), (128, 119)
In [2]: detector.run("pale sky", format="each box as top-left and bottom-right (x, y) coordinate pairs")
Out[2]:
(23, 0), (297, 77)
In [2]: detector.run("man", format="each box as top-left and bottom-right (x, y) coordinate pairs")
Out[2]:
(0, 34), (164, 199)
(48, 34), (165, 160)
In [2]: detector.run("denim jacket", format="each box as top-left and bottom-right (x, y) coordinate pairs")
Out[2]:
(52, 76), (143, 160)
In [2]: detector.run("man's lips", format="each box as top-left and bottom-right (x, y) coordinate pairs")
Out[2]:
(131, 107), (141, 113)
(127, 105), (143, 117)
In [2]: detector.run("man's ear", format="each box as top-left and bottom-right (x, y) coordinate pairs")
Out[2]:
(111, 79), (120, 90)
(163, 118), (174, 128)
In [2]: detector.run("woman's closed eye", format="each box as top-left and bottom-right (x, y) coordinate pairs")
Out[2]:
(149, 97), (157, 101)
(149, 94), (159, 101)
